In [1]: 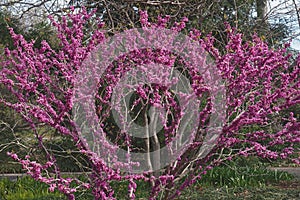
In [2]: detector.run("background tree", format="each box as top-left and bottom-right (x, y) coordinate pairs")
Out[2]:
(1, 0), (298, 48)
(66, 0), (297, 48)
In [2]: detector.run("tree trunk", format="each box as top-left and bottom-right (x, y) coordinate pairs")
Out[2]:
(256, 0), (268, 22)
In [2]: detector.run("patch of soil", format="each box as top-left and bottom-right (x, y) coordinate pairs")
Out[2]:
(269, 180), (300, 189)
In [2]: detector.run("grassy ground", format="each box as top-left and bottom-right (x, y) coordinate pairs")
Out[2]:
(181, 184), (300, 200)
(0, 178), (299, 200)
(1, 160), (299, 200)
(0, 177), (65, 200)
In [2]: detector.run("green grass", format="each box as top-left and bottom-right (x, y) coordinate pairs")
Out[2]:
(181, 185), (300, 200)
(1, 178), (299, 200)
(0, 177), (66, 200)
(0, 158), (298, 200)
(199, 163), (294, 188)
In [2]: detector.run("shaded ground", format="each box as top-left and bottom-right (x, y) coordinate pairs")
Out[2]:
(1, 167), (299, 199)
(182, 186), (300, 200)
(0, 172), (300, 200)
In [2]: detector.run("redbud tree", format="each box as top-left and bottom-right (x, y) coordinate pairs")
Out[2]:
(0, 8), (299, 200)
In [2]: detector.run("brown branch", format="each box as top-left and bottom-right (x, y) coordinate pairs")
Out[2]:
(292, 0), (300, 29)
(124, 0), (186, 6)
